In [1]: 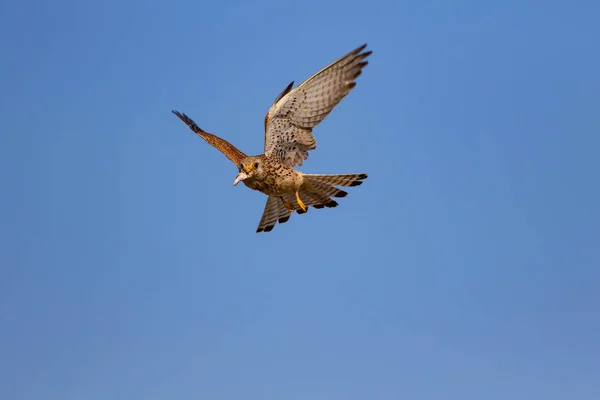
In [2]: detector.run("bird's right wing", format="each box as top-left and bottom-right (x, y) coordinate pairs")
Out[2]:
(172, 110), (247, 166)
(263, 44), (371, 167)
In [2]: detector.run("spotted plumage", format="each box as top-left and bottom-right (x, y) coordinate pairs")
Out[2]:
(172, 44), (371, 232)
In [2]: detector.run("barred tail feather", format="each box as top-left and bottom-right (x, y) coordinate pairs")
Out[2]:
(303, 173), (368, 187)
(300, 190), (339, 209)
(299, 173), (368, 210)
(256, 196), (291, 233)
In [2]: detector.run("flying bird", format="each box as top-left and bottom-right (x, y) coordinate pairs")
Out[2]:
(172, 44), (371, 233)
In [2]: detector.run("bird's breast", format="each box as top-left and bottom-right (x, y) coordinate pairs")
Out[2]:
(242, 166), (300, 196)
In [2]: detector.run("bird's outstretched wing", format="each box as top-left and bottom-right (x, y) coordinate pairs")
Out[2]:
(263, 44), (372, 167)
(172, 110), (247, 165)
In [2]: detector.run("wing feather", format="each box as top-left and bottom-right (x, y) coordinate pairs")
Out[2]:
(172, 110), (247, 165)
(263, 44), (371, 167)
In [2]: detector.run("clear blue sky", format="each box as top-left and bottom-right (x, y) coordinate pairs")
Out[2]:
(1, 0), (599, 399)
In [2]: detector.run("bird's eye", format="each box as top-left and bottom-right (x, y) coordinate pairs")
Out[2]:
(254, 162), (259, 168)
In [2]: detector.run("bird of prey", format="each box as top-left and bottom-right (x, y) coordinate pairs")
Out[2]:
(172, 44), (371, 233)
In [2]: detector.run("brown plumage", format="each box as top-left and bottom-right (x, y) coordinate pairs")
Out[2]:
(172, 44), (371, 233)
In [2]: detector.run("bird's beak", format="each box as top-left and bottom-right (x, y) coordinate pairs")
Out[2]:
(233, 171), (248, 186)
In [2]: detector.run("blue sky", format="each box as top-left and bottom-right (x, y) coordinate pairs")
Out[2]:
(1, 0), (599, 399)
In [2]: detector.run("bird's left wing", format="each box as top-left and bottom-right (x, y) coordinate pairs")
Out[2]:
(172, 110), (247, 166)
(263, 44), (371, 168)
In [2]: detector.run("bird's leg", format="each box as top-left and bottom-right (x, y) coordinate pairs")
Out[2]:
(295, 191), (307, 213)
(281, 197), (295, 213)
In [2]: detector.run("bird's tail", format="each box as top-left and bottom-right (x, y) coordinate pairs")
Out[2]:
(297, 173), (368, 209)
(303, 173), (368, 189)
(256, 196), (292, 233)
(255, 173), (368, 233)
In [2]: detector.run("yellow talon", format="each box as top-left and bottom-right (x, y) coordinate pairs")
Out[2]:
(295, 191), (307, 213)
(283, 201), (295, 213)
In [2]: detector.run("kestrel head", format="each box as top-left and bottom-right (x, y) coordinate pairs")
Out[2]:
(233, 156), (263, 186)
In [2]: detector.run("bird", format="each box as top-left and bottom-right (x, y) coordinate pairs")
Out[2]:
(172, 44), (371, 233)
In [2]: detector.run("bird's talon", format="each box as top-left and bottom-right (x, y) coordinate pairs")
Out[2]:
(283, 201), (295, 213)
(295, 192), (307, 213)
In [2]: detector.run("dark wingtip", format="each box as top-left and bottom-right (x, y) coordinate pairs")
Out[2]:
(172, 110), (188, 122)
(359, 173), (368, 180)
(273, 81), (295, 105)
(334, 190), (348, 198)
(349, 181), (362, 187)
(278, 215), (290, 224)
(325, 200), (339, 208)
(354, 43), (368, 53)
(352, 68), (365, 80)
(353, 45), (372, 60)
